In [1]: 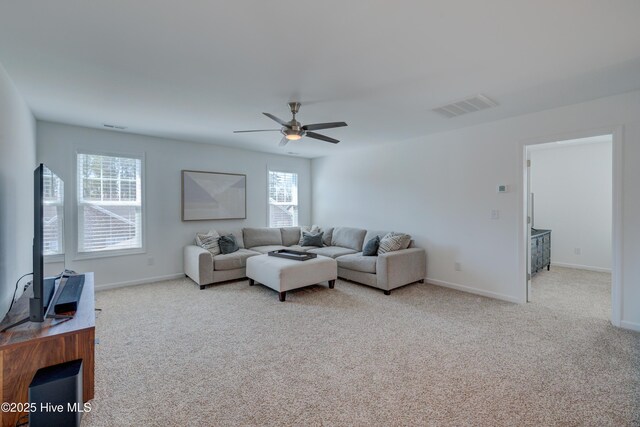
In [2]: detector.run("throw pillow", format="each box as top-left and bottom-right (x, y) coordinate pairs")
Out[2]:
(298, 225), (320, 245)
(362, 236), (380, 256)
(302, 231), (324, 247)
(321, 227), (334, 247)
(400, 234), (411, 249)
(195, 230), (221, 255)
(400, 237), (412, 250)
(378, 232), (411, 255)
(218, 234), (239, 254)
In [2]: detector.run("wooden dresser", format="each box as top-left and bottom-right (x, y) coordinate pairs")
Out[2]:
(0, 273), (95, 427)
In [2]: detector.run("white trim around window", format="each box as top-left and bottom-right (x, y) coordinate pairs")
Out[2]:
(73, 149), (146, 260)
(44, 254), (65, 264)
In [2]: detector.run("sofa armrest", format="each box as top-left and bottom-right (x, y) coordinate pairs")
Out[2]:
(184, 245), (214, 286)
(376, 248), (426, 290)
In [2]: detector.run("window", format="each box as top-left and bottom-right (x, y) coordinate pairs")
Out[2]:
(268, 171), (298, 227)
(43, 166), (64, 256)
(77, 152), (143, 254)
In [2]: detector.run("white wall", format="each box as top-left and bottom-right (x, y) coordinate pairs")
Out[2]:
(312, 90), (640, 331)
(0, 63), (36, 317)
(530, 141), (612, 272)
(36, 122), (311, 289)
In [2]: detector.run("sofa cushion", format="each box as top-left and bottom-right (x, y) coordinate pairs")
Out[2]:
(280, 227), (301, 246)
(218, 234), (239, 254)
(362, 236), (380, 256)
(378, 232), (411, 255)
(302, 231), (324, 247)
(307, 246), (358, 259)
(336, 252), (377, 274)
(243, 227), (282, 248)
(331, 227), (367, 251)
(364, 230), (390, 244)
(298, 225), (320, 245)
(213, 249), (259, 271)
(216, 228), (245, 248)
(249, 245), (289, 254)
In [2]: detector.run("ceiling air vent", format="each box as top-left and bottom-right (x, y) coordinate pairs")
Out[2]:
(433, 94), (498, 118)
(103, 124), (127, 130)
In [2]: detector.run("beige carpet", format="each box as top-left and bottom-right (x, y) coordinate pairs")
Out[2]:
(82, 267), (639, 426)
(531, 266), (612, 319)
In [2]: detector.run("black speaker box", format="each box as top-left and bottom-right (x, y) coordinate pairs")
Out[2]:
(29, 359), (83, 427)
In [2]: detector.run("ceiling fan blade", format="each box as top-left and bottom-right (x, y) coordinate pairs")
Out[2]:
(279, 136), (289, 146)
(306, 132), (339, 144)
(233, 129), (281, 133)
(263, 112), (290, 127)
(302, 121), (347, 131)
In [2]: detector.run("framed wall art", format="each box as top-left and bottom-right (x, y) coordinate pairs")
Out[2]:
(181, 170), (246, 221)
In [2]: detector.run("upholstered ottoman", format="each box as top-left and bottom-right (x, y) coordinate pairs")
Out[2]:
(246, 254), (337, 301)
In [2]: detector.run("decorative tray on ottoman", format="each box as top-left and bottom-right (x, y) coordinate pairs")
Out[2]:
(268, 249), (318, 261)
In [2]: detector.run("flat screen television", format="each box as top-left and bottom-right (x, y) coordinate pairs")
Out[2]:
(2, 164), (64, 331)
(30, 164), (65, 321)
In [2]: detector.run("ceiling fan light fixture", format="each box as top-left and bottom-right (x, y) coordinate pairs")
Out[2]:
(283, 128), (304, 140)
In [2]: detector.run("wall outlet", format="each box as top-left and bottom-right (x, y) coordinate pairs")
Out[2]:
(491, 209), (500, 220)
(574, 248), (581, 255)
(497, 184), (509, 193)
(147, 257), (155, 266)
(454, 262), (462, 271)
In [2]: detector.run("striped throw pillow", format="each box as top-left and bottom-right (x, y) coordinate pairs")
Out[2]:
(195, 230), (221, 255)
(378, 232), (411, 255)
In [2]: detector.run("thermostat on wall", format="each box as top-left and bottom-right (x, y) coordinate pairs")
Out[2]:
(497, 185), (509, 193)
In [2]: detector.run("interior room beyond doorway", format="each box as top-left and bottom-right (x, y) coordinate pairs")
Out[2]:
(527, 135), (613, 317)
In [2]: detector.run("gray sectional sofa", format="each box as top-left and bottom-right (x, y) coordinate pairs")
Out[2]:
(184, 226), (426, 294)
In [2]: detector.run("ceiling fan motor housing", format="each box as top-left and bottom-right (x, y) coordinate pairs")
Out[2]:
(285, 102), (303, 140)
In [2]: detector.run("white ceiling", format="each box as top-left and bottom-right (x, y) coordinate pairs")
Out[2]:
(1, 0), (640, 158)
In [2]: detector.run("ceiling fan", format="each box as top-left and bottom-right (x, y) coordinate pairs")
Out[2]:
(234, 102), (347, 146)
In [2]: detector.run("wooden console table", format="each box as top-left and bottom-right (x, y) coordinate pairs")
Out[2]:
(0, 272), (95, 427)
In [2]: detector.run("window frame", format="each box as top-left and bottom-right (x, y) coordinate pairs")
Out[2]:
(43, 167), (65, 264)
(267, 169), (299, 228)
(73, 149), (146, 260)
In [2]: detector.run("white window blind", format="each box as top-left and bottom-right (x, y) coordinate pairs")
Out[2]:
(77, 153), (143, 253)
(43, 167), (64, 256)
(268, 171), (298, 227)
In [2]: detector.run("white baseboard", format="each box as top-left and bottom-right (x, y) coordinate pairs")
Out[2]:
(620, 320), (640, 332)
(425, 278), (524, 304)
(95, 273), (186, 292)
(551, 262), (611, 273)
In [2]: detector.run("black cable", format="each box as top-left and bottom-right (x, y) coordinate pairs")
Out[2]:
(7, 272), (33, 313)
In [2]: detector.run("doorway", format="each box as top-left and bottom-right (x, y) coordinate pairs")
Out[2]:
(523, 132), (620, 325)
